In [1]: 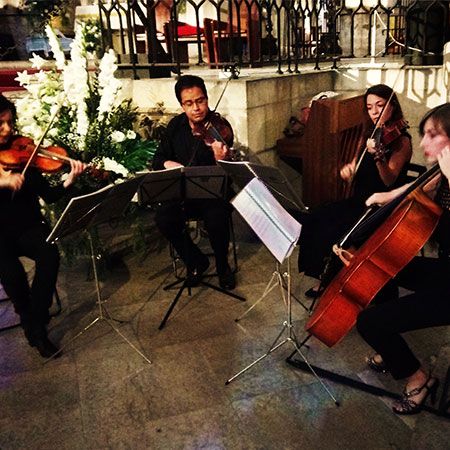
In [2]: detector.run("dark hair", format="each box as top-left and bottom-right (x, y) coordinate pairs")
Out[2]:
(0, 93), (17, 124)
(174, 75), (207, 104)
(419, 103), (450, 138)
(364, 84), (404, 124)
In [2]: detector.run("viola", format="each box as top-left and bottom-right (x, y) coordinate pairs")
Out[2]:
(376, 118), (409, 147)
(192, 111), (234, 158)
(0, 136), (72, 173)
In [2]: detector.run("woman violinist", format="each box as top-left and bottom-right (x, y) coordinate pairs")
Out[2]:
(356, 103), (450, 415)
(298, 84), (412, 297)
(0, 93), (85, 358)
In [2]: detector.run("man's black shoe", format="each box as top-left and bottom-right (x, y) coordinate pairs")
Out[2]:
(32, 336), (61, 359)
(218, 269), (236, 290)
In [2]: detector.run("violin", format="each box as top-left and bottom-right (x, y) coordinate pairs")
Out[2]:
(192, 111), (234, 159)
(375, 118), (409, 147)
(0, 136), (73, 173)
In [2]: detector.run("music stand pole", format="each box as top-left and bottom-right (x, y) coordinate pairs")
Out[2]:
(157, 166), (245, 330)
(225, 257), (339, 405)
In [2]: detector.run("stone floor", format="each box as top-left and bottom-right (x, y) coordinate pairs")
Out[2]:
(0, 212), (449, 450)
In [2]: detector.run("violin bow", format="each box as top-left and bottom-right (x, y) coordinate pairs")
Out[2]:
(21, 104), (62, 177)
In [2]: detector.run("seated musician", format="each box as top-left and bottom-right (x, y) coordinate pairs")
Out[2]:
(298, 84), (412, 297)
(356, 103), (450, 414)
(152, 75), (236, 290)
(0, 94), (85, 358)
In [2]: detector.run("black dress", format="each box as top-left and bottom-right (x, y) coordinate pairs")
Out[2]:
(0, 137), (69, 343)
(297, 132), (410, 280)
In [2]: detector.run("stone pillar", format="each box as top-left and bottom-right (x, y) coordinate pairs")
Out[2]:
(444, 41), (450, 102)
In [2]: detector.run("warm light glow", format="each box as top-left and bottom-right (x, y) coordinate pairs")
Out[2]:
(0, 0), (21, 7)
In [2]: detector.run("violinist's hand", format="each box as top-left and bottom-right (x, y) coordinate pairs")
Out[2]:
(366, 138), (378, 155)
(164, 160), (184, 169)
(340, 162), (356, 182)
(437, 146), (450, 181)
(0, 167), (24, 191)
(211, 141), (229, 161)
(63, 159), (87, 188)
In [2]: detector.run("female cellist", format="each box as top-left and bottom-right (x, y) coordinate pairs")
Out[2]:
(357, 103), (450, 414)
(0, 93), (85, 358)
(298, 84), (412, 297)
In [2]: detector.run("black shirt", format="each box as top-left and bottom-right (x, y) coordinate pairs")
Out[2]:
(152, 112), (233, 170)
(0, 137), (68, 234)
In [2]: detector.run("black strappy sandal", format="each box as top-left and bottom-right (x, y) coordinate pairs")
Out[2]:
(393, 377), (439, 415)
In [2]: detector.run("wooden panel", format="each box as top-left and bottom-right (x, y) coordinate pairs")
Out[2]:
(276, 93), (365, 207)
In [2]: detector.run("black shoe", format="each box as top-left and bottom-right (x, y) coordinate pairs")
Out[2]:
(366, 354), (388, 374)
(31, 336), (61, 359)
(304, 287), (324, 298)
(186, 258), (210, 287)
(218, 268), (236, 290)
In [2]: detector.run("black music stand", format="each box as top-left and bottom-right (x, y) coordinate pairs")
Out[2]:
(138, 166), (246, 330)
(45, 175), (151, 363)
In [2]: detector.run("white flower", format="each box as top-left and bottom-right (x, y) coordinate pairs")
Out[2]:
(126, 130), (136, 140)
(111, 130), (126, 143)
(15, 70), (31, 87)
(45, 25), (66, 70)
(97, 49), (122, 118)
(30, 53), (46, 70)
(101, 157), (129, 177)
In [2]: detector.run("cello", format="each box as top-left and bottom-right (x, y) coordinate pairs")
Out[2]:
(305, 163), (442, 347)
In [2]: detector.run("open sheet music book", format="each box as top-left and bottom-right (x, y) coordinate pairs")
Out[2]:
(232, 178), (302, 263)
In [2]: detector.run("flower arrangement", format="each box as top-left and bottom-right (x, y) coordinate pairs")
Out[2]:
(14, 21), (159, 262)
(15, 21), (157, 185)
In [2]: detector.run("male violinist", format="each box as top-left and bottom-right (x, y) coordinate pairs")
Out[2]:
(152, 75), (236, 289)
(0, 93), (85, 358)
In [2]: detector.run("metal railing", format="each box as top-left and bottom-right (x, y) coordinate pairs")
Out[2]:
(1, 1), (447, 75)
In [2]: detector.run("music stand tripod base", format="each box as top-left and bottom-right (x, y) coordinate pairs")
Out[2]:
(225, 259), (339, 406)
(44, 232), (151, 364)
(158, 276), (246, 330)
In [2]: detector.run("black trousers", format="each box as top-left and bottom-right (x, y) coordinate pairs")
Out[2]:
(356, 256), (450, 379)
(154, 199), (231, 274)
(0, 223), (60, 341)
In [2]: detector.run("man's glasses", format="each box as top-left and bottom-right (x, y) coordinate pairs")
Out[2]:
(182, 97), (207, 108)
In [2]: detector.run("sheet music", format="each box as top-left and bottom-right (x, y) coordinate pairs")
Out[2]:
(232, 178), (302, 263)
(46, 184), (114, 243)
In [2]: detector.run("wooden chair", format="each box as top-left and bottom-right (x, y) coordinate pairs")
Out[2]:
(203, 18), (248, 67)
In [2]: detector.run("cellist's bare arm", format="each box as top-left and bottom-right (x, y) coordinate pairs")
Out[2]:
(366, 182), (411, 207)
